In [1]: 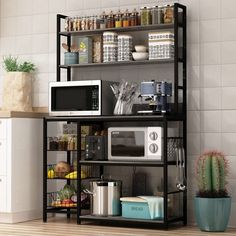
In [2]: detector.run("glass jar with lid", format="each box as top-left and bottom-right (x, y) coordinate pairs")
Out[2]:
(140, 7), (151, 25)
(164, 4), (174, 23)
(115, 10), (123, 28)
(107, 10), (115, 28)
(122, 9), (130, 27)
(130, 8), (139, 26)
(100, 11), (107, 29)
(152, 6), (164, 25)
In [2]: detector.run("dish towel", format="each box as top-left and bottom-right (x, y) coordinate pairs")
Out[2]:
(138, 196), (164, 219)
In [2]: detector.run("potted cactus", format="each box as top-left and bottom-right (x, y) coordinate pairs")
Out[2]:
(194, 151), (231, 232)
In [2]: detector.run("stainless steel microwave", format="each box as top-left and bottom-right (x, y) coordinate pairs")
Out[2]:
(49, 80), (116, 116)
(108, 127), (163, 161)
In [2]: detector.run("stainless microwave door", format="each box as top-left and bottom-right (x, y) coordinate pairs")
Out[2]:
(110, 131), (145, 157)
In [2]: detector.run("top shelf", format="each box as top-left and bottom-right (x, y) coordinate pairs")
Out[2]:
(59, 23), (175, 37)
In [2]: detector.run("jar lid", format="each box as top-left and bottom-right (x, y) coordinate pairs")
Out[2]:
(140, 6), (147, 10)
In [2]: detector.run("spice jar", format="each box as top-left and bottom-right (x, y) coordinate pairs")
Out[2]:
(115, 10), (122, 28)
(81, 16), (86, 30)
(94, 15), (100, 29)
(77, 17), (81, 31)
(122, 9), (130, 27)
(89, 16), (94, 30)
(72, 17), (78, 31)
(130, 8), (139, 26)
(107, 10), (115, 28)
(65, 17), (70, 31)
(152, 6), (164, 25)
(85, 16), (90, 30)
(140, 7), (151, 25)
(100, 11), (107, 29)
(164, 5), (174, 24)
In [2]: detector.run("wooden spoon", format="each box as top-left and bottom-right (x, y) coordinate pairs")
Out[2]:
(70, 44), (79, 52)
(62, 43), (69, 51)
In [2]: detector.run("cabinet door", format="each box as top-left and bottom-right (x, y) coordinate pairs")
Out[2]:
(0, 140), (6, 175)
(0, 119), (7, 139)
(0, 176), (7, 212)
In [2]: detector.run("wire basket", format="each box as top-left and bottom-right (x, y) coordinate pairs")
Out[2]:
(167, 137), (183, 161)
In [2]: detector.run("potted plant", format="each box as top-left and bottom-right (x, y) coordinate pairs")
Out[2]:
(194, 151), (231, 232)
(2, 55), (36, 112)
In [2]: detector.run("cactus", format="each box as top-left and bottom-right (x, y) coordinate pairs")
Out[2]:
(196, 151), (229, 198)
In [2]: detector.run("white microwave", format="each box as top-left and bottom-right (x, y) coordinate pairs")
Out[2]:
(49, 80), (116, 116)
(108, 127), (163, 161)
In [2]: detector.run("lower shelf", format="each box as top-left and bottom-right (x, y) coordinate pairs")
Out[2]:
(46, 207), (77, 214)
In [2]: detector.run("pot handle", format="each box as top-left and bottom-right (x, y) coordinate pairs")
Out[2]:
(83, 189), (94, 195)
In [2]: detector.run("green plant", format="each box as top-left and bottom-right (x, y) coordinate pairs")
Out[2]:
(3, 55), (35, 73)
(196, 151), (229, 198)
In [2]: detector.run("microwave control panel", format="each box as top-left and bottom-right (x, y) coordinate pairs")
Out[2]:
(147, 127), (162, 159)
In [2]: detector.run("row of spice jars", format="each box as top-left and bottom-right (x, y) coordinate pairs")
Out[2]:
(65, 8), (139, 32)
(48, 135), (77, 151)
(140, 5), (174, 25)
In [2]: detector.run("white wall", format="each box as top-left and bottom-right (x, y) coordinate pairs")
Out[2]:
(0, 0), (236, 227)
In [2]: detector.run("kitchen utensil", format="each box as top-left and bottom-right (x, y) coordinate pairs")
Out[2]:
(62, 43), (69, 51)
(84, 177), (122, 216)
(70, 44), (79, 52)
(175, 147), (186, 191)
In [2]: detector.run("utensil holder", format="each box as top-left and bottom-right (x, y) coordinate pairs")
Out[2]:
(64, 52), (78, 65)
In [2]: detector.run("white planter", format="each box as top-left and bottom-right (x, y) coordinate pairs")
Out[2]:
(2, 72), (32, 112)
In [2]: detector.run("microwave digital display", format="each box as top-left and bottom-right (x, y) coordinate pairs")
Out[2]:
(51, 85), (99, 111)
(111, 131), (145, 157)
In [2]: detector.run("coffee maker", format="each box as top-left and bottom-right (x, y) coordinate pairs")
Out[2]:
(138, 80), (172, 114)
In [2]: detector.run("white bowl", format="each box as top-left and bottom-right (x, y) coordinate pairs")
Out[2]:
(134, 45), (147, 52)
(132, 52), (149, 61)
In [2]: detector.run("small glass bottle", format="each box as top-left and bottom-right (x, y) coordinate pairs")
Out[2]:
(94, 15), (100, 29)
(81, 16), (86, 30)
(107, 10), (115, 28)
(85, 16), (90, 30)
(89, 16), (94, 30)
(115, 10), (122, 28)
(100, 11), (107, 29)
(130, 8), (139, 26)
(152, 6), (164, 25)
(140, 6), (151, 25)
(77, 17), (81, 31)
(122, 9), (130, 27)
(164, 4), (174, 24)
(64, 17), (70, 31)
(72, 16), (78, 31)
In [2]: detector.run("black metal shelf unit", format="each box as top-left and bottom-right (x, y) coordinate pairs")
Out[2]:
(43, 3), (187, 229)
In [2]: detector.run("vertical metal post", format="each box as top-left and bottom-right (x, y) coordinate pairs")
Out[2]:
(56, 15), (61, 82)
(43, 118), (47, 222)
(163, 120), (168, 228)
(77, 121), (81, 224)
(182, 5), (187, 226)
(174, 3), (179, 113)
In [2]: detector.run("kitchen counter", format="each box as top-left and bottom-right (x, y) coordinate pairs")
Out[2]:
(0, 107), (48, 118)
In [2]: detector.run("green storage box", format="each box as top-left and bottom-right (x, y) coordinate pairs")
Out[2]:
(78, 37), (92, 64)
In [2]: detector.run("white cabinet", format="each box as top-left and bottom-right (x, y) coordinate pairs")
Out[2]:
(0, 118), (43, 223)
(0, 176), (7, 212)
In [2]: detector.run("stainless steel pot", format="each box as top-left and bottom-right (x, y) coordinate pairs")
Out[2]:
(84, 179), (122, 216)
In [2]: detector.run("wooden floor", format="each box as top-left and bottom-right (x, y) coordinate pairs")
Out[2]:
(0, 218), (236, 236)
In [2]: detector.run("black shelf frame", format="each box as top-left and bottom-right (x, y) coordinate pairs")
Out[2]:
(44, 2), (187, 229)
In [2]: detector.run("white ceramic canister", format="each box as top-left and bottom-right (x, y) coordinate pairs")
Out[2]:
(118, 34), (133, 61)
(103, 31), (118, 44)
(103, 43), (118, 62)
